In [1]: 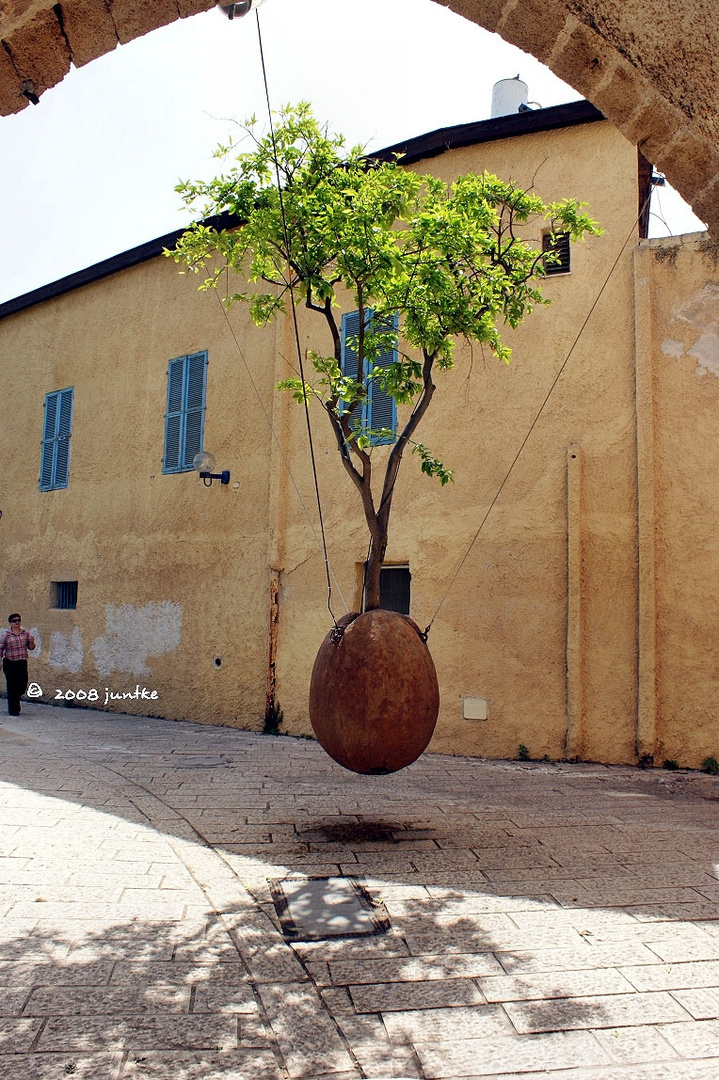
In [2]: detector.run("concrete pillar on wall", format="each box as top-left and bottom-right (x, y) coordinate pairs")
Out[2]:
(264, 313), (291, 725)
(633, 242), (658, 761)
(565, 442), (583, 760)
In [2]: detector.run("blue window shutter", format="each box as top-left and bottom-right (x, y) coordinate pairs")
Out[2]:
(368, 312), (397, 444)
(40, 388), (73, 491)
(40, 391), (59, 491)
(340, 311), (363, 433)
(54, 388), (74, 488)
(163, 356), (185, 473)
(341, 311), (361, 381)
(181, 352), (207, 470)
(342, 309), (398, 445)
(163, 352), (208, 473)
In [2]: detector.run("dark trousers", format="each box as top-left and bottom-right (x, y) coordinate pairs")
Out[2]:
(3, 658), (28, 715)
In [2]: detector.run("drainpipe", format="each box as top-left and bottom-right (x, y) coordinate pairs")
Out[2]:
(265, 573), (280, 725)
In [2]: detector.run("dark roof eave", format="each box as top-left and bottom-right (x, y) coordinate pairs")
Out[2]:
(370, 100), (605, 165)
(0, 210), (238, 321)
(0, 100), (605, 322)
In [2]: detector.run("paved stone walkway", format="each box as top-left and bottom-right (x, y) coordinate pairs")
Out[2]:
(1, 703), (719, 1079)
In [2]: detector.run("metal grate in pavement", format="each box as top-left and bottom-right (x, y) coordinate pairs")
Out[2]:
(270, 876), (390, 941)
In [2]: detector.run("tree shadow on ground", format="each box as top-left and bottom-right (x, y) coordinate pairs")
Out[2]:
(1, 708), (718, 1078)
(0, 914), (284, 1079)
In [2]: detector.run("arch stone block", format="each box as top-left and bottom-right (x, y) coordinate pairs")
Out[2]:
(0, 38), (26, 114)
(2, 7), (70, 96)
(108, 0), (187, 46)
(58, 0), (119, 69)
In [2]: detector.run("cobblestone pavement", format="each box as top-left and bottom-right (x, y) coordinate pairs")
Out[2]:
(1, 704), (719, 1079)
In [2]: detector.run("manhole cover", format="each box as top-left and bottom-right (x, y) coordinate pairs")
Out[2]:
(269, 876), (390, 941)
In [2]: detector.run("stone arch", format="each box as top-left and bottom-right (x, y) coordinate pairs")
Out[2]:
(1, 0), (718, 232)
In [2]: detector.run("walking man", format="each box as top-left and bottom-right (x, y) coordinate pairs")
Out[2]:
(1, 614), (36, 715)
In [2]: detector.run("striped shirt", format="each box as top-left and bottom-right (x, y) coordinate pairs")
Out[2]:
(0, 629), (36, 661)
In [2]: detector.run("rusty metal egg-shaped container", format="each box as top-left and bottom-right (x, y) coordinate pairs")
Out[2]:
(309, 609), (440, 775)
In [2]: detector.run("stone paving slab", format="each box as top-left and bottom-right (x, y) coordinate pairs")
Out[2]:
(382, 1003), (514, 1042)
(1, 703), (719, 1078)
(415, 1028), (611, 1076)
(494, 941), (661, 974)
(477, 967), (636, 1002)
(353, 976), (486, 1014)
(503, 989), (691, 1033)
(500, 1060), (719, 1080)
(119, 1049), (281, 1079)
(0, 1051), (124, 1079)
(36, 1014), (240, 1052)
(257, 982), (355, 1076)
(23, 984), (193, 1016)
(317, 953), (504, 986)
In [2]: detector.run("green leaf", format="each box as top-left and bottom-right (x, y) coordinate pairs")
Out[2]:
(412, 443), (454, 485)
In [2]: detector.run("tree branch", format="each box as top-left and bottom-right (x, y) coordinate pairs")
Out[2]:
(323, 405), (379, 538)
(377, 348), (436, 530)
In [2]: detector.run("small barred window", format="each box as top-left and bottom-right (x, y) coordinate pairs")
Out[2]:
(542, 230), (571, 275)
(52, 581), (78, 610)
(379, 566), (411, 616)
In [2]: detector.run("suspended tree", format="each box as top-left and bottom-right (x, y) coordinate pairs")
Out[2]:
(170, 103), (601, 610)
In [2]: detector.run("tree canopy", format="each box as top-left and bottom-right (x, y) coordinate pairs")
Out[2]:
(169, 103), (602, 609)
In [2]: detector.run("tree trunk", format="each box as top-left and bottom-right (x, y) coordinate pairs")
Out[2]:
(364, 531), (388, 611)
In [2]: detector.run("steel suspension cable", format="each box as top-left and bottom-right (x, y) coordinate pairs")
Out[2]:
(424, 196), (652, 638)
(255, 11), (339, 629)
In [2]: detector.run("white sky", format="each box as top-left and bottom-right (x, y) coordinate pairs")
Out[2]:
(0, 0), (705, 305)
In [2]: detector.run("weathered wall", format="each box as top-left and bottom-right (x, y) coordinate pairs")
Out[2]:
(3, 113), (719, 769)
(0, 253), (275, 726)
(1, 0), (718, 235)
(637, 232), (719, 767)
(273, 118), (642, 764)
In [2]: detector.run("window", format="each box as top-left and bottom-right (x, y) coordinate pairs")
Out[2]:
(40, 387), (74, 491)
(163, 351), (208, 473)
(542, 230), (571, 275)
(341, 311), (397, 445)
(52, 581), (77, 610)
(379, 565), (411, 616)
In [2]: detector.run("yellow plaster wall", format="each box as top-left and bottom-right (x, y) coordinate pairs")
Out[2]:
(0, 255), (276, 726)
(644, 233), (719, 767)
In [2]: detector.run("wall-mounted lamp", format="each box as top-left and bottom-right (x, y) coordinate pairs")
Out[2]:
(217, 0), (267, 19)
(193, 451), (230, 487)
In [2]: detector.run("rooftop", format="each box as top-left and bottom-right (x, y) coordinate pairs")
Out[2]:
(0, 100), (604, 322)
